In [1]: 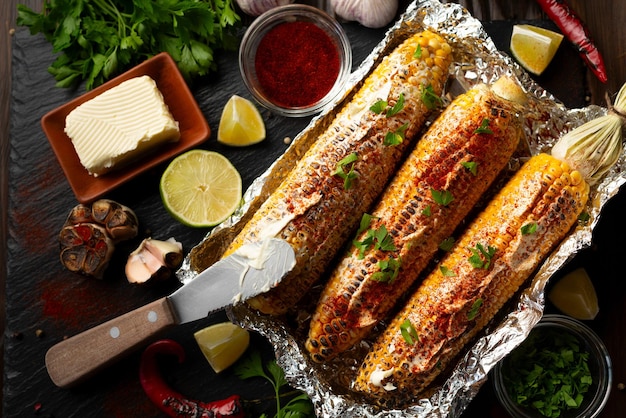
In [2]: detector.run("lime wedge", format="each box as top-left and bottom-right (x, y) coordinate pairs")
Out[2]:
(510, 24), (564, 76)
(194, 322), (250, 373)
(548, 267), (599, 320)
(160, 150), (242, 227)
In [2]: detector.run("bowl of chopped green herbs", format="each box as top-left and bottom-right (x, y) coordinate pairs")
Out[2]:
(492, 314), (612, 418)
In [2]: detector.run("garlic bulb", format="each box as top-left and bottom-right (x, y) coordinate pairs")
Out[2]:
(235, 0), (294, 17)
(330, 0), (398, 29)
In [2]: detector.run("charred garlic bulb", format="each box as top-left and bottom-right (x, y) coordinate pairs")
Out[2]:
(235, 0), (294, 16)
(330, 0), (398, 28)
(126, 238), (183, 284)
(59, 199), (139, 279)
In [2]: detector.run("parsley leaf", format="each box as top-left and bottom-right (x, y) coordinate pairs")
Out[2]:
(438, 237), (455, 252)
(370, 99), (388, 114)
(236, 351), (315, 418)
(384, 123), (408, 146)
(521, 222), (538, 235)
(333, 152), (359, 189)
(420, 84), (442, 110)
(413, 44), (422, 59)
(467, 298), (483, 320)
(400, 319), (419, 345)
(372, 257), (402, 283)
(474, 118), (494, 134)
(386, 93), (405, 117)
(468, 243), (496, 269)
(431, 188), (454, 206)
(461, 161), (478, 176)
(439, 265), (456, 277)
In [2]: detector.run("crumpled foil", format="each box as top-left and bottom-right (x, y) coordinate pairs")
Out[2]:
(177, 0), (626, 416)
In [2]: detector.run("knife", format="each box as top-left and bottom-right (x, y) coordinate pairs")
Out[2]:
(45, 238), (295, 389)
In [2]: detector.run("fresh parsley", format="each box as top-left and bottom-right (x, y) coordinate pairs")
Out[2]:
(438, 237), (455, 252)
(235, 351), (315, 418)
(420, 84), (442, 110)
(333, 152), (359, 189)
(431, 188), (454, 206)
(439, 265), (456, 277)
(384, 123), (408, 146)
(413, 44), (422, 59)
(386, 93), (405, 117)
(400, 319), (419, 345)
(461, 161), (478, 176)
(468, 243), (496, 269)
(353, 221), (397, 259)
(467, 298), (483, 320)
(502, 328), (592, 418)
(422, 205), (432, 217)
(370, 99), (388, 114)
(17, 0), (241, 89)
(474, 118), (494, 134)
(521, 222), (538, 235)
(372, 257), (402, 283)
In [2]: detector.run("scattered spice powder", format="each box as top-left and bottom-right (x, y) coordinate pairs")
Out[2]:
(254, 21), (341, 108)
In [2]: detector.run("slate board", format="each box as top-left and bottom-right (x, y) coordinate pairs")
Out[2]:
(5, 16), (603, 418)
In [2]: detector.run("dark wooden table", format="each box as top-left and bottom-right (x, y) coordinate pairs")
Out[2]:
(2, 1), (626, 417)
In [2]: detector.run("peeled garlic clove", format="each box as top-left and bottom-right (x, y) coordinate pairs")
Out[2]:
(330, 0), (398, 28)
(90, 199), (139, 243)
(59, 223), (115, 279)
(235, 0), (294, 16)
(126, 238), (183, 284)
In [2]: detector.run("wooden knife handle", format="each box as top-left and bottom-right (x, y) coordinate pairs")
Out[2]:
(45, 297), (178, 388)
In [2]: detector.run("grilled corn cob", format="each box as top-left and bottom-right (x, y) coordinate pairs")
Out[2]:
(353, 153), (589, 405)
(306, 77), (527, 362)
(221, 31), (453, 315)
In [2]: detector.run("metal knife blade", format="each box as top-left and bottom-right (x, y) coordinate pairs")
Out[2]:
(168, 237), (296, 323)
(45, 238), (295, 388)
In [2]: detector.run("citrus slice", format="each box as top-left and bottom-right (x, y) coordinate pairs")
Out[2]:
(548, 267), (599, 320)
(194, 322), (250, 373)
(160, 150), (242, 227)
(510, 24), (564, 76)
(217, 95), (266, 146)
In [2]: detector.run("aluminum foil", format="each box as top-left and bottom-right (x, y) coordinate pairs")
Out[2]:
(177, 0), (626, 416)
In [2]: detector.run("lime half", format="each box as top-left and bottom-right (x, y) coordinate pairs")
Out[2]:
(160, 150), (242, 227)
(194, 322), (250, 373)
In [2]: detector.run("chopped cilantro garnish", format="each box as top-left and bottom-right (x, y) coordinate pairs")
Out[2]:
(413, 44), (422, 59)
(353, 221), (396, 259)
(333, 152), (358, 189)
(521, 222), (538, 235)
(372, 257), (402, 283)
(386, 93), (405, 117)
(420, 84), (442, 110)
(467, 298), (483, 320)
(384, 123), (408, 146)
(468, 243), (496, 269)
(400, 319), (419, 345)
(370, 100), (387, 114)
(461, 161), (478, 176)
(439, 237), (455, 252)
(431, 188), (454, 206)
(422, 205), (432, 216)
(474, 118), (494, 134)
(439, 265), (456, 277)
(501, 327), (593, 418)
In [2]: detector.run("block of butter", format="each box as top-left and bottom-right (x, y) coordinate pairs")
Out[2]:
(65, 75), (180, 177)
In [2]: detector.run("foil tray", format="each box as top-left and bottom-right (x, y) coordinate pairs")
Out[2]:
(177, 1), (626, 416)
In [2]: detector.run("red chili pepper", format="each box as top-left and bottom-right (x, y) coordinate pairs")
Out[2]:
(535, 0), (608, 83)
(139, 339), (245, 418)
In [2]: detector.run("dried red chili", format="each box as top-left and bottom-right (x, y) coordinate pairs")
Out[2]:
(255, 21), (340, 108)
(139, 339), (245, 418)
(535, 0), (608, 83)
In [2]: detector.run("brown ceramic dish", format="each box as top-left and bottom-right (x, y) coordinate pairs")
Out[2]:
(41, 52), (210, 203)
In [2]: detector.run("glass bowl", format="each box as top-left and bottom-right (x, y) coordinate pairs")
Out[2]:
(492, 314), (612, 418)
(238, 4), (352, 117)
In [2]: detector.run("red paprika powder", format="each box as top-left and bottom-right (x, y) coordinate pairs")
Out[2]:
(254, 21), (341, 108)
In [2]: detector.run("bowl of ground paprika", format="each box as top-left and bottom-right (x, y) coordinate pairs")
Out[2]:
(239, 4), (352, 117)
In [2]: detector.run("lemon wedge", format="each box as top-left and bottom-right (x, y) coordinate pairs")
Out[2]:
(217, 95), (266, 146)
(160, 150), (242, 227)
(548, 267), (599, 320)
(510, 24), (564, 76)
(194, 322), (250, 373)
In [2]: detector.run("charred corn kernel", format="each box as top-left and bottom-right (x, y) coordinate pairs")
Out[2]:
(221, 31), (453, 316)
(353, 153), (589, 406)
(306, 77), (526, 362)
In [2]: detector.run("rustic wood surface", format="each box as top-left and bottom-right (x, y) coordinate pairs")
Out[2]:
(2, 0), (626, 416)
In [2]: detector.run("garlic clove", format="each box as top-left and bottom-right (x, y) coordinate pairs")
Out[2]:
(330, 0), (398, 29)
(125, 238), (183, 284)
(59, 223), (115, 279)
